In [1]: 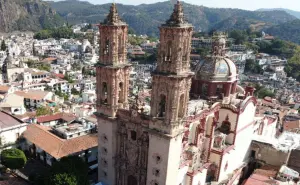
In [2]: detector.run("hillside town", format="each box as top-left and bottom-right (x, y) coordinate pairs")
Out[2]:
(1, 1), (300, 185)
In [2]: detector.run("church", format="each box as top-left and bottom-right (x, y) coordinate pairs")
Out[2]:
(95, 1), (271, 185)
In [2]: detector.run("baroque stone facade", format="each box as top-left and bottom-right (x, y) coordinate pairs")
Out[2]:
(96, 2), (267, 185)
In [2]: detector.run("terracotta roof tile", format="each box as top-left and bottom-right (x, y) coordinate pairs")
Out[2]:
(0, 85), (10, 92)
(54, 73), (65, 79)
(0, 111), (25, 129)
(14, 90), (50, 101)
(284, 120), (300, 131)
(242, 174), (279, 185)
(23, 124), (98, 159)
(37, 113), (77, 123)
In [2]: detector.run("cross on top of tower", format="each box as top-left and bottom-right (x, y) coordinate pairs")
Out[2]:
(103, 3), (126, 25)
(165, 0), (189, 26)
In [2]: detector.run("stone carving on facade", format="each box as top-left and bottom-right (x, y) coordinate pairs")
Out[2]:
(115, 120), (149, 185)
(213, 131), (226, 149)
(165, 0), (187, 26)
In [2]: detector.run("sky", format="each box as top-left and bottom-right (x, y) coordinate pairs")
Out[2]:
(64, 0), (300, 11)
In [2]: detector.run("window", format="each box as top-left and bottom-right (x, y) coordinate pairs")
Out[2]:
(251, 150), (256, 158)
(216, 84), (223, 96)
(118, 82), (124, 103)
(104, 38), (109, 55)
(178, 94), (185, 118)
(158, 95), (166, 117)
(165, 41), (172, 61)
(131, 131), (137, 141)
(118, 35), (122, 53)
(102, 82), (108, 104)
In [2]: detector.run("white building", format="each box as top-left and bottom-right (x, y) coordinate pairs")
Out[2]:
(0, 111), (27, 148)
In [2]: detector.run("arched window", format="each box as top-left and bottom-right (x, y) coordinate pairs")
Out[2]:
(216, 84), (223, 97)
(127, 175), (137, 185)
(178, 94), (185, 118)
(165, 41), (172, 61)
(182, 40), (188, 61)
(118, 82), (124, 103)
(118, 35), (122, 53)
(102, 82), (108, 104)
(158, 94), (166, 117)
(104, 38), (109, 55)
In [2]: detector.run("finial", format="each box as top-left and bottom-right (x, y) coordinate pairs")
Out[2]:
(165, 0), (188, 26)
(103, 3), (126, 25)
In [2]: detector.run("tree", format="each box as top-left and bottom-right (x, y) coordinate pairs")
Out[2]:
(229, 30), (248, 45)
(48, 156), (89, 185)
(1, 149), (27, 170)
(71, 88), (80, 95)
(50, 173), (77, 185)
(1, 40), (6, 51)
(64, 72), (74, 83)
(36, 106), (52, 116)
(285, 47), (300, 81)
(245, 59), (263, 74)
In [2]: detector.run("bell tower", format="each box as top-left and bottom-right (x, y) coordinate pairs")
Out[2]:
(96, 3), (131, 118)
(147, 1), (194, 185)
(150, 0), (194, 130)
(96, 3), (131, 185)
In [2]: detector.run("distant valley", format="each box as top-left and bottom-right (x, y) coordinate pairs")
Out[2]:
(2, 0), (300, 44)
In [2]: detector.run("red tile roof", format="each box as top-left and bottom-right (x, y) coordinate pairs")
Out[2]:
(37, 113), (77, 123)
(283, 120), (300, 131)
(0, 85), (10, 93)
(0, 111), (25, 129)
(54, 73), (65, 79)
(23, 124), (98, 159)
(14, 90), (50, 101)
(242, 174), (279, 185)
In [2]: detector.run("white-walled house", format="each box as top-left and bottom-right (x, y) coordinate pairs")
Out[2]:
(0, 111), (27, 148)
(23, 123), (97, 166)
(14, 90), (53, 108)
(0, 93), (26, 115)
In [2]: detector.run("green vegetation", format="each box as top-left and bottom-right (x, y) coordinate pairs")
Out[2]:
(266, 19), (300, 44)
(55, 91), (69, 101)
(227, 29), (298, 59)
(50, 173), (77, 185)
(71, 88), (80, 95)
(229, 30), (249, 45)
(253, 83), (275, 98)
(245, 59), (263, 74)
(64, 72), (74, 83)
(0, 149), (27, 170)
(80, 23), (92, 32)
(128, 35), (144, 45)
(29, 156), (89, 185)
(48, 156), (89, 185)
(0, 0), (64, 32)
(256, 39), (297, 58)
(49, 1), (296, 36)
(1, 40), (7, 51)
(36, 106), (52, 116)
(285, 47), (300, 81)
(34, 27), (75, 40)
(37, 65), (51, 72)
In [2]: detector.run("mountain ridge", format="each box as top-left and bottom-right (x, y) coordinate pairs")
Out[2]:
(257, 8), (300, 19)
(0, 0), (64, 32)
(48, 0), (297, 36)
